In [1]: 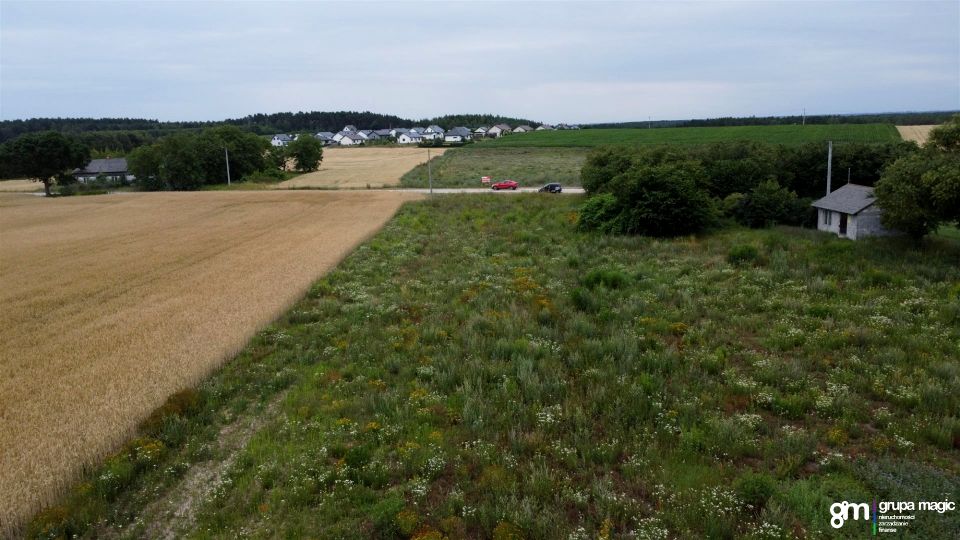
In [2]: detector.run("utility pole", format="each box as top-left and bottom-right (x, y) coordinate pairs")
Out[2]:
(224, 147), (231, 185)
(802, 108), (806, 126)
(847, 167), (851, 185)
(825, 141), (833, 195)
(427, 147), (433, 195)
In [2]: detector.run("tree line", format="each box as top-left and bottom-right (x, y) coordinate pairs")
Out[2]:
(578, 115), (960, 238)
(587, 111), (959, 129)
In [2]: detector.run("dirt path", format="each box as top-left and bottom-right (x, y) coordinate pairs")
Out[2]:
(277, 146), (444, 189)
(896, 125), (937, 145)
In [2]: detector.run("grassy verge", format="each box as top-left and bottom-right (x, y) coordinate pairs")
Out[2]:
(29, 196), (960, 539)
(479, 124), (901, 147)
(400, 147), (587, 189)
(935, 224), (960, 242)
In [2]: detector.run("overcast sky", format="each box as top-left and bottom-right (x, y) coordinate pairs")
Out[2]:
(1, 1), (957, 124)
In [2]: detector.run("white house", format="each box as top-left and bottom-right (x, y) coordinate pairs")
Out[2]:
(487, 124), (512, 138)
(397, 132), (424, 144)
(339, 133), (365, 146)
(445, 127), (473, 142)
(314, 132), (335, 144)
(425, 125), (445, 134)
(374, 129), (393, 138)
(474, 126), (489, 137)
(333, 131), (348, 142)
(811, 184), (891, 240)
(271, 134), (294, 147)
(391, 128), (409, 138)
(342, 125), (358, 133)
(513, 125), (534, 133)
(410, 127), (426, 134)
(536, 124), (554, 131)
(421, 131), (444, 141)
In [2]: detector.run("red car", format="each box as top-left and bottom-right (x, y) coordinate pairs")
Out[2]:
(491, 180), (518, 190)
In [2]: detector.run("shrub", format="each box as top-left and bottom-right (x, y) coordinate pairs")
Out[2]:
(734, 472), (776, 510)
(242, 167), (286, 183)
(734, 180), (798, 228)
(577, 193), (619, 232)
(727, 245), (760, 265)
(582, 268), (629, 289)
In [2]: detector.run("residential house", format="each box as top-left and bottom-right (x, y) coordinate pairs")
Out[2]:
(374, 129), (393, 138)
(339, 133), (365, 146)
(811, 184), (891, 240)
(425, 125), (445, 134)
(487, 124), (512, 138)
(342, 125), (358, 133)
(513, 125), (534, 133)
(410, 127), (426, 134)
(397, 132), (424, 144)
(271, 134), (294, 147)
(73, 158), (133, 183)
(314, 132), (335, 144)
(474, 126), (489, 137)
(444, 127), (473, 143)
(359, 130), (380, 141)
(536, 124), (554, 131)
(390, 128), (409, 138)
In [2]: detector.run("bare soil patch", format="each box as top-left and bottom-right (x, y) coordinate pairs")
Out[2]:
(896, 125), (937, 145)
(0, 179), (42, 192)
(0, 190), (420, 533)
(277, 146), (445, 189)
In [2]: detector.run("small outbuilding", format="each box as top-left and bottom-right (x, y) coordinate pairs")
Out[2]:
(74, 158), (133, 183)
(811, 184), (891, 240)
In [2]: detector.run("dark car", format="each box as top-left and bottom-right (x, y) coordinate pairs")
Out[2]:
(491, 180), (519, 190)
(538, 183), (562, 193)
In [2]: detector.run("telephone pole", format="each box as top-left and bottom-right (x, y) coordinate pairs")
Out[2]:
(224, 147), (231, 185)
(825, 141), (833, 195)
(427, 147), (433, 195)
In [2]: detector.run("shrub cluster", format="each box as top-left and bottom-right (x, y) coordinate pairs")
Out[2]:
(579, 140), (916, 236)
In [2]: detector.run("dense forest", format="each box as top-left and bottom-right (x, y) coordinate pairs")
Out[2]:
(587, 110), (958, 129)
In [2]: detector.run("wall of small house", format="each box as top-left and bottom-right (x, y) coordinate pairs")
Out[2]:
(818, 209), (842, 235)
(851, 206), (891, 239)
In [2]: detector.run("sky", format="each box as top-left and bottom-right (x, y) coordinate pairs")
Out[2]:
(1, 1), (958, 124)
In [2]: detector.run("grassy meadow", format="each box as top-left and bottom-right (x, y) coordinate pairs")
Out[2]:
(400, 147), (588, 188)
(30, 195), (960, 539)
(480, 124), (902, 148)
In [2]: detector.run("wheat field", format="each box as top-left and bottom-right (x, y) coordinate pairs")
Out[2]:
(0, 190), (420, 533)
(895, 125), (937, 145)
(277, 146), (445, 189)
(0, 179), (43, 192)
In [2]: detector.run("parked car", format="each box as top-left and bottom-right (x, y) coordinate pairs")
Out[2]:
(491, 180), (518, 190)
(538, 183), (562, 193)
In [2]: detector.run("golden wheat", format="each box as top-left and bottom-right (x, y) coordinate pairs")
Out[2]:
(0, 190), (420, 533)
(277, 146), (445, 189)
(895, 125), (937, 145)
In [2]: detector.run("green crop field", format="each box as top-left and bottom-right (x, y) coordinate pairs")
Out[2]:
(30, 196), (960, 539)
(480, 124), (902, 147)
(401, 147), (588, 188)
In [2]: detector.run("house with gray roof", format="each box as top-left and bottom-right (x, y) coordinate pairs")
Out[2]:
(390, 128), (409, 137)
(338, 133), (365, 146)
(397, 132), (424, 144)
(271, 134), (294, 147)
(342, 125), (358, 133)
(513, 125), (534, 133)
(374, 129), (393, 138)
(487, 124), (512, 138)
(410, 127), (426, 134)
(73, 158), (133, 183)
(444, 126), (473, 143)
(425, 125), (445, 134)
(811, 184), (891, 240)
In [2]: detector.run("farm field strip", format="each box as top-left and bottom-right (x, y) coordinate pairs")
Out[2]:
(401, 147), (588, 188)
(479, 124), (902, 147)
(895, 125), (937, 145)
(0, 190), (420, 533)
(0, 179), (42, 192)
(276, 147), (444, 189)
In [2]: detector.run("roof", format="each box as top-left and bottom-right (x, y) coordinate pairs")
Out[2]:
(515, 125), (533, 131)
(315, 131), (334, 139)
(474, 126), (488, 132)
(392, 128), (409, 134)
(426, 125), (445, 132)
(410, 127), (425, 133)
(403, 132), (423, 138)
(448, 126), (472, 136)
(810, 184), (878, 215)
(76, 158), (128, 174)
(272, 134), (293, 141)
(374, 129), (393, 136)
(491, 124), (511, 131)
(343, 125), (357, 132)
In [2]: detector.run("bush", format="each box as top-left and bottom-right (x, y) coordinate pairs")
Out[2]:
(727, 244), (760, 265)
(582, 268), (629, 289)
(242, 167), (286, 183)
(734, 472), (776, 510)
(734, 180), (798, 228)
(577, 193), (620, 232)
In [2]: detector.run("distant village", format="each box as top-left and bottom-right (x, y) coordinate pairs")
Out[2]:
(270, 123), (582, 147)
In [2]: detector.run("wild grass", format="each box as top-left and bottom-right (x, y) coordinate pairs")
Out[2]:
(27, 196), (960, 539)
(400, 147), (588, 188)
(480, 124), (901, 147)
(0, 190), (419, 536)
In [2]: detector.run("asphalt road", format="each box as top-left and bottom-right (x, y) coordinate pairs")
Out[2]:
(386, 187), (585, 194)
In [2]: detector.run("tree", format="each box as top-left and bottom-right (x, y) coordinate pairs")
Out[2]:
(156, 133), (204, 190)
(875, 117), (960, 239)
(195, 126), (268, 184)
(0, 131), (89, 196)
(127, 144), (164, 191)
(286, 135), (323, 172)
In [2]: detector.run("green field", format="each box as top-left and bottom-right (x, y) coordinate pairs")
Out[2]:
(32, 196), (960, 539)
(401, 147), (588, 188)
(480, 124), (902, 147)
